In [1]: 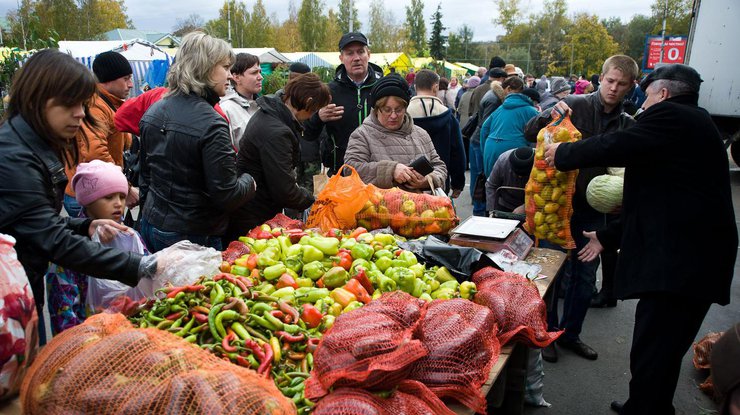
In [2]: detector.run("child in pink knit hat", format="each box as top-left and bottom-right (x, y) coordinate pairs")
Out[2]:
(46, 160), (148, 335)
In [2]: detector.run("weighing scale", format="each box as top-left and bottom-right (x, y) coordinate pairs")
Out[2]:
(448, 216), (534, 259)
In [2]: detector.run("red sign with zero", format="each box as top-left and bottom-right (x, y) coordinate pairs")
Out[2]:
(645, 37), (687, 69)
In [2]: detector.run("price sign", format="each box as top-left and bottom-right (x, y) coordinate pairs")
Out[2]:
(644, 36), (687, 70)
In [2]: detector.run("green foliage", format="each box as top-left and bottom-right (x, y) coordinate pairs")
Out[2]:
(563, 13), (620, 76)
(246, 0), (273, 47)
(446, 25), (474, 61)
(338, 0), (361, 33)
(428, 4), (445, 61)
(261, 68), (288, 95)
(405, 0), (426, 56)
(297, 0), (327, 51)
(0, 49), (28, 98)
(493, 0), (521, 34)
(650, 0), (692, 35)
(312, 66), (334, 83)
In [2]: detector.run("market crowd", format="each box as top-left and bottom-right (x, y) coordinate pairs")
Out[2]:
(0, 29), (737, 415)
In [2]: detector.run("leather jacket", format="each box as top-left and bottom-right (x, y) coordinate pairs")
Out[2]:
(139, 92), (256, 236)
(0, 116), (142, 303)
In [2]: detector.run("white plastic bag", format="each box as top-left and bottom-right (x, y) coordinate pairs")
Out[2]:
(151, 240), (221, 291)
(87, 230), (152, 313)
(0, 233), (39, 400)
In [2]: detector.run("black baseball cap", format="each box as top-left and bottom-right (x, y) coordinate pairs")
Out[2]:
(339, 32), (369, 51)
(489, 67), (508, 80)
(640, 63), (703, 93)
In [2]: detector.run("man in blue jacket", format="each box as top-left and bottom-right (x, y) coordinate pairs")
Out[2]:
(406, 69), (466, 197)
(303, 32), (383, 174)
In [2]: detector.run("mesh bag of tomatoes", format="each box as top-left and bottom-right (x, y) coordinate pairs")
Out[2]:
(523, 114), (582, 249)
(355, 184), (459, 238)
(20, 313), (295, 415)
(312, 380), (456, 415)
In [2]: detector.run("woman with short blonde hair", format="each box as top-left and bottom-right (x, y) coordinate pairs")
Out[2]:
(167, 31), (235, 98)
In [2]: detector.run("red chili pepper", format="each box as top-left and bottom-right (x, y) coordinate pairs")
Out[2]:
(276, 331), (306, 343)
(352, 269), (375, 295)
(315, 277), (325, 288)
(395, 250), (402, 257)
(213, 273), (248, 291)
(250, 268), (261, 280)
(244, 339), (266, 361)
(270, 310), (286, 320)
(258, 343), (273, 376)
(307, 337), (321, 353)
(349, 227), (368, 239)
(165, 284), (205, 298)
(300, 303), (324, 329)
(222, 331), (237, 353)
(332, 250), (353, 271)
(344, 278), (372, 304)
(275, 273), (299, 289)
(236, 276), (253, 288)
(246, 253), (259, 270)
(191, 312), (209, 324)
(235, 355), (251, 368)
(165, 311), (184, 321)
(256, 230), (274, 240)
(277, 300), (300, 324)
(325, 228), (342, 238)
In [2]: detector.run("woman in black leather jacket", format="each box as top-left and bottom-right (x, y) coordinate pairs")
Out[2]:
(138, 32), (256, 252)
(0, 50), (154, 334)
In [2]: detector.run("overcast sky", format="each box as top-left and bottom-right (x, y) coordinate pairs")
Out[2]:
(0, 0), (655, 43)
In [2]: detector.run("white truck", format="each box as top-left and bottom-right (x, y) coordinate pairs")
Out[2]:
(685, 0), (740, 165)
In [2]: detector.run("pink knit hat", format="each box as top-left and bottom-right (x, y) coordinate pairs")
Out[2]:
(72, 160), (128, 206)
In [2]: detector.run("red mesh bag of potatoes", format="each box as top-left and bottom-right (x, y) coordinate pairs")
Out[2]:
(312, 380), (456, 415)
(472, 267), (562, 347)
(408, 299), (500, 414)
(523, 113), (582, 249)
(305, 292), (428, 400)
(20, 313), (294, 415)
(355, 184), (459, 237)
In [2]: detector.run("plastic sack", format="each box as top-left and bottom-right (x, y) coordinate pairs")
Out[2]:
(523, 113), (581, 249)
(313, 380), (455, 415)
(20, 313), (294, 414)
(151, 241), (222, 291)
(0, 234), (39, 401)
(356, 184), (459, 238)
(87, 230), (152, 313)
(307, 165), (371, 231)
(473, 267), (562, 347)
(305, 292), (428, 400)
(408, 299), (500, 413)
(398, 236), (497, 281)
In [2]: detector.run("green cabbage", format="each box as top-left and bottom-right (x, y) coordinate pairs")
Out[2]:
(586, 174), (623, 213)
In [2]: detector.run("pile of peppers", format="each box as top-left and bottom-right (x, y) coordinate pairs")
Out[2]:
(130, 224), (477, 413)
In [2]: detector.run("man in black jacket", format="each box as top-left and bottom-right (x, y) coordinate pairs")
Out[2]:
(544, 64), (738, 414)
(303, 32), (383, 174)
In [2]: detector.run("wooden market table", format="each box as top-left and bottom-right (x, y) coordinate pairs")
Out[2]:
(448, 247), (567, 415)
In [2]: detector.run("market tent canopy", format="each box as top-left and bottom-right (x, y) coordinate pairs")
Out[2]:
(58, 39), (173, 96)
(309, 52), (343, 67)
(282, 52), (335, 69)
(369, 52), (414, 75)
(232, 48), (291, 64)
(412, 58), (468, 79)
(454, 62), (480, 75)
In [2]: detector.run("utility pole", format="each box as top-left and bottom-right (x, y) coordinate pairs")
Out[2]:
(659, 0), (668, 63)
(227, 1), (232, 46)
(569, 40), (574, 76)
(526, 40), (531, 74)
(17, 0), (26, 50)
(348, 0), (353, 32)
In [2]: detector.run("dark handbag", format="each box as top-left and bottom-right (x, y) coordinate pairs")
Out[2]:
(123, 135), (140, 186)
(472, 173), (487, 202)
(408, 155), (434, 176)
(461, 113), (478, 138)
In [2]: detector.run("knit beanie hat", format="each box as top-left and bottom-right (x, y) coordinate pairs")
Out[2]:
(521, 88), (541, 104)
(72, 160), (129, 206)
(93, 51), (133, 83)
(369, 74), (411, 108)
(466, 76), (481, 89)
(549, 76), (570, 94)
(489, 56), (506, 69)
(509, 147), (535, 176)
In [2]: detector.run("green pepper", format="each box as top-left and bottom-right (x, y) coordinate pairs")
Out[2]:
(295, 277), (313, 288)
(302, 261), (326, 281)
(321, 314), (336, 331)
(460, 281), (477, 300)
(252, 238), (268, 253)
(408, 263), (425, 278)
(215, 310), (240, 338)
(322, 266), (349, 289)
(294, 287), (330, 303)
(284, 256), (303, 274)
(277, 235), (293, 259)
(266, 238), (281, 251)
(425, 278), (440, 292)
(208, 303), (226, 341)
(302, 245), (324, 263)
(439, 280), (460, 291)
(343, 301), (363, 313)
(258, 283), (276, 295)
(308, 236), (339, 256)
(210, 282), (226, 305)
(249, 313), (280, 331)
(391, 259), (411, 268)
(419, 292), (433, 302)
(340, 237), (357, 250)
(431, 287), (456, 299)
(375, 256), (393, 272)
(435, 266), (456, 282)
(285, 244), (304, 258)
(258, 247), (280, 267)
(349, 258), (371, 275)
(411, 278), (428, 298)
(327, 302), (343, 316)
(395, 268), (417, 293)
(263, 310), (285, 331)
(398, 250), (418, 266)
(238, 236), (255, 246)
(377, 275), (397, 292)
(263, 263), (287, 281)
(356, 233), (374, 244)
(272, 286), (296, 299)
(373, 233), (395, 246)
(350, 243), (374, 261)
(231, 264), (248, 276)
(250, 301), (273, 315)
(373, 249), (393, 260)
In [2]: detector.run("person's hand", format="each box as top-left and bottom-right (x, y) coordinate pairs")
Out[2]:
(405, 171), (428, 189)
(578, 231), (604, 263)
(393, 163), (417, 184)
(318, 104), (344, 122)
(551, 101), (572, 119)
(450, 188), (462, 198)
(544, 142), (560, 167)
(512, 204), (526, 214)
(89, 219), (132, 243)
(126, 186), (140, 209)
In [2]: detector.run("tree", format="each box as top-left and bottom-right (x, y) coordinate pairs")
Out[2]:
(625, 14), (658, 64)
(428, 4), (445, 60)
(271, 0), (300, 52)
(338, 0), (360, 34)
(173, 13), (205, 37)
(562, 13), (619, 77)
(245, 0), (272, 47)
(650, 0), (692, 35)
(493, 0), (521, 34)
(297, 0), (326, 51)
(204, 1), (250, 47)
(322, 8), (342, 51)
(601, 17), (629, 53)
(368, 0), (391, 52)
(404, 0), (426, 56)
(78, 0), (132, 39)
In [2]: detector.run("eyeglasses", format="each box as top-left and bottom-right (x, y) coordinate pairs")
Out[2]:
(377, 107), (406, 116)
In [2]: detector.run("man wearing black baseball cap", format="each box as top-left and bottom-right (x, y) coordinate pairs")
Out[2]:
(303, 32), (383, 174)
(544, 63), (737, 414)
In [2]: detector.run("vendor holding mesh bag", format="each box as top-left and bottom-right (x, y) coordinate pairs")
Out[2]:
(344, 74), (447, 192)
